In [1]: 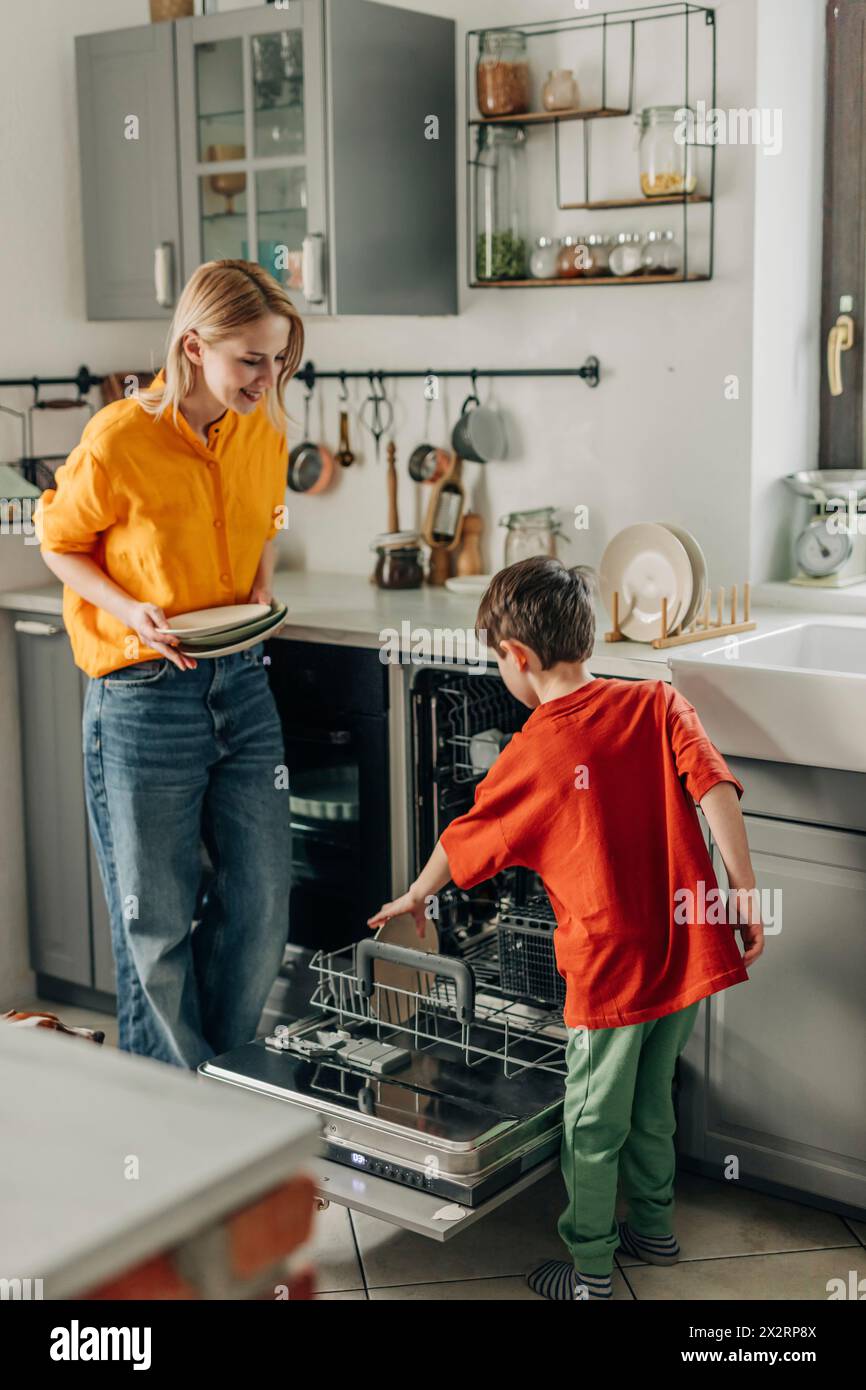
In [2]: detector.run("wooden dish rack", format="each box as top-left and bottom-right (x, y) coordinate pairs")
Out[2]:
(605, 582), (756, 650)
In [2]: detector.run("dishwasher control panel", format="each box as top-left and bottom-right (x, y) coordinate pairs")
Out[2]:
(326, 1142), (436, 1191)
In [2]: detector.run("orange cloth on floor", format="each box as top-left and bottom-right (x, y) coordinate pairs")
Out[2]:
(440, 679), (749, 1028)
(34, 375), (288, 677)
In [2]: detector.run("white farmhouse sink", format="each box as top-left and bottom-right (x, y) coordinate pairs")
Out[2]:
(670, 622), (866, 773)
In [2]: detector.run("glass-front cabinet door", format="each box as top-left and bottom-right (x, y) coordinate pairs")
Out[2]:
(176, 2), (328, 314)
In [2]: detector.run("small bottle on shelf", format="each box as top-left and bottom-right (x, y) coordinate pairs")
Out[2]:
(556, 234), (587, 279)
(609, 232), (644, 277)
(641, 229), (682, 276)
(529, 235), (558, 279)
(542, 69), (578, 111)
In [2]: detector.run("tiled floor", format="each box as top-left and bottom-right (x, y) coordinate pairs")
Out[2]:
(21, 997), (866, 1301)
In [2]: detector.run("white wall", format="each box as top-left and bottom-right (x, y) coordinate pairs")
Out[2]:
(750, 0), (825, 584)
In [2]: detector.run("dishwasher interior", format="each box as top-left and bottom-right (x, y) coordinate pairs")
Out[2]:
(200, 662), (569, 1232)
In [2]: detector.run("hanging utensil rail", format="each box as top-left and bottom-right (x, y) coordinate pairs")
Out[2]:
(0, 357), (602, 398)
(297, 358), (601, 391)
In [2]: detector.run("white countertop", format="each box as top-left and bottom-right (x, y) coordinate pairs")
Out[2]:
(0, 1023), (318, 1299)
(754, 579), (866, 613)
(2, 570), (845, 682)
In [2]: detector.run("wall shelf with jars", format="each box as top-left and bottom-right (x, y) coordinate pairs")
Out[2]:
(467, 2), (717, 289)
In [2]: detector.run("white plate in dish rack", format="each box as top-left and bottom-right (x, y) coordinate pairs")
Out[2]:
(156, 603), (271, 638)
(659, 522), (708, 630)
(599, 523), (693, 642)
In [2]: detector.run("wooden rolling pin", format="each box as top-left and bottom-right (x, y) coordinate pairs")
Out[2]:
(386, 440), (399, 533)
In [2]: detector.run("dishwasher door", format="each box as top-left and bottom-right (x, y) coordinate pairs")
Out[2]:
(200, 1056), (561, 1245)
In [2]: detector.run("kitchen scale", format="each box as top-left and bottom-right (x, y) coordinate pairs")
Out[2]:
(784, 471), (866, 587)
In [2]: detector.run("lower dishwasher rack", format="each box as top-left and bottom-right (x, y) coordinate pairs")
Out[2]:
(199, 936), (570, 1240)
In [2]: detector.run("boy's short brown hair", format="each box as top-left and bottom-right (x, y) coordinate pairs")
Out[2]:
(476, 556), (597, 668)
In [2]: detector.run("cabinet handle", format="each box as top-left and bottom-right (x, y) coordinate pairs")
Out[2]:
(14, 620), (61, 637)
(827, 312), (855, 397)
(302, 233), (326, 305)
(154, 242), (175, 309)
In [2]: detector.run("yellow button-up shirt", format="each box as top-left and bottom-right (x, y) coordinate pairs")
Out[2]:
(35, 382), (289, 677)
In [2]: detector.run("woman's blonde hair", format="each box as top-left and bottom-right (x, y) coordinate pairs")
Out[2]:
(137, 259), (305, 435)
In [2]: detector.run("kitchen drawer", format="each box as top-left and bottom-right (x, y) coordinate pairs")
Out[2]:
(728, 757), (866, 833)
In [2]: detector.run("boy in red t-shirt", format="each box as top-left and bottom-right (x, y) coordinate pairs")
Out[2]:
(369, 557), (763, 1301)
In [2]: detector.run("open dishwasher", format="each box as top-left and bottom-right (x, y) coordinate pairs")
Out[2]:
(200, 661), (571, 1240)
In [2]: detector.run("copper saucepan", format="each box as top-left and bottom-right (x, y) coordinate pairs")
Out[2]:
(288, 388), (335, 494)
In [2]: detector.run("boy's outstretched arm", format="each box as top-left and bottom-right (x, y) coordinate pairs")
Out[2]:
(699, 782), (765, 966)
(367, 840), (452, 938)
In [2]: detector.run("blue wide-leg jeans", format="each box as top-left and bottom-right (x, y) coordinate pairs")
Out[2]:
(82, 642), (289, 1069)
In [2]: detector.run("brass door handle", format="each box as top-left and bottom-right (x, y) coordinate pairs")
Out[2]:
(827, 313), (855, 397)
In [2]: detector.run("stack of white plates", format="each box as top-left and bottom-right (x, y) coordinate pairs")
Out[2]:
(599, 523), (708, 643)
(156, 601), (288, 658)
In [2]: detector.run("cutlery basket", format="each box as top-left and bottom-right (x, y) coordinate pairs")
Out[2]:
(496, 895), (565, 1009)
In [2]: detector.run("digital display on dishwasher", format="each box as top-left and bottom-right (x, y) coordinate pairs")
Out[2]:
(350, 1153), (367, 1165)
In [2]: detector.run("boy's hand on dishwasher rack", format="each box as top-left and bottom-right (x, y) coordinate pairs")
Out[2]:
(367, 889), (429, 941)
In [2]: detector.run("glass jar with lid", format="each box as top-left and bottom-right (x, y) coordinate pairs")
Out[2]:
(476, 30), (531, 118)
(609, 232), (643, 277)
(542, 68), (578, 112)
(371, 532), (424, 590)
(641, 229), (682, 276)
(637, 105), (697, 198)
(500, 507), (567, 566)
(529, 235), (558, 279)
(474, 125), (528, 281)
(556, 234), (585, 279)
(583, 232), (612, 277)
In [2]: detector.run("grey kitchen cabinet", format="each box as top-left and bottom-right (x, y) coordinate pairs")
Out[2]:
(678, 806), (866, 1215)
(13, 614), (116, 1002)
(75, 23), (182, 321)
(76, 0), (457, 320)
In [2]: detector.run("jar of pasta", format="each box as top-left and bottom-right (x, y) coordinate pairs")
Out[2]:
(476, 30), (531, 118)
(637, 106), (697, 198)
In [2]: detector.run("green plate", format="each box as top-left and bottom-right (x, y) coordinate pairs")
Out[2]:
(178, 602), (287, 651)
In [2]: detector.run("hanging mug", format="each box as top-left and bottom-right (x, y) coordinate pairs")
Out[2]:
(451, 392), (507, 463)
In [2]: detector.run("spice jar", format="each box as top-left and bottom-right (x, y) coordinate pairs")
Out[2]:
(582, 232), (612, 277)
(609, 231), (643, 277)
(637, 105), (697, 198)
(529, 235), (558, 279)
(371, 533), (424, 590)
(556, 234), (586, 279)
(542, 69), (578, 112)
(474, 125), (528, 281)
(641, 229), (682, 276)
(476, 30), (531, 118)
(500, 507), (567, 566)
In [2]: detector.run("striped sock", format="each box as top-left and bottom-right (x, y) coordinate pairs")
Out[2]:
(528, 1259), (613, 1301)
(616, 1219), (680, 1265)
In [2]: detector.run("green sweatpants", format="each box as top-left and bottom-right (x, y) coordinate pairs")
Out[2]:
(557, 1000), (701, 1276)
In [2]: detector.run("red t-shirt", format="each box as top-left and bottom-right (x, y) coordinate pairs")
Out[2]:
(440, 678), (749, 1028)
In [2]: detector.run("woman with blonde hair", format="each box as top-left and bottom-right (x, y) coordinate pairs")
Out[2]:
(36, 259), (304, 1069)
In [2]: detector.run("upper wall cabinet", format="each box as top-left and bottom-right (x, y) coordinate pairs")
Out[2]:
(75, 0), (457, 320)
(76, 24), (182, 320)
